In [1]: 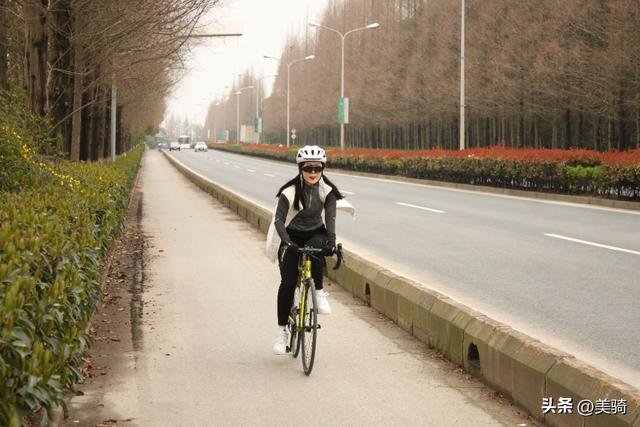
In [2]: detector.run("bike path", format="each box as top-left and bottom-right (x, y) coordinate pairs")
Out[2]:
(64, 150), (535, 426)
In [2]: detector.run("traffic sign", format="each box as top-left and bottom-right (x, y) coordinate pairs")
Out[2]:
(338, 97), (349, 124)
(291, 134), (297, 140)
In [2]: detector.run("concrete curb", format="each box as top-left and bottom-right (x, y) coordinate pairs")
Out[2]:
(163, 151), (640, 426)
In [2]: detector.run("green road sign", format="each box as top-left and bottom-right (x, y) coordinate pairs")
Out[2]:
(338, 96), (349, 124)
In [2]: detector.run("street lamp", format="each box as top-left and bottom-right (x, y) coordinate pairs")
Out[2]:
(236, 85), (253, 143)
(460, 0), (466, 150)
(287, 55), (314, 147)
(308, 21), (379, 149)
(256, 73), (278, 144)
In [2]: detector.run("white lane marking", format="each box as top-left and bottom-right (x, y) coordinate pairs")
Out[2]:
(247, 169), (255, 173)
(396, 202), (446, 214)
(545, 233), (640, 256)
(342, 190), (355, 195)
(323, 170), (640, 216)
(264, 173), (276, 178)
(234, 165), (240, 169)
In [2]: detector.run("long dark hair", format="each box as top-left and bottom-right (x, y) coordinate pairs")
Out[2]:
(276, 168), (344, 210)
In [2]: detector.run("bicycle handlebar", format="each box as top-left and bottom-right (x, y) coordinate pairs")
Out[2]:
(296, 243), (344, 270)
(296, 246), (324, 254)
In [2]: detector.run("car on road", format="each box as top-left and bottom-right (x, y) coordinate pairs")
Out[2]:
(180, 143), (191, 150)
(194, 142), (208, 152)
(169, 142), (181, 151)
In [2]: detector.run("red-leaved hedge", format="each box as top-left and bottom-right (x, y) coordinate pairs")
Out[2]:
(213, 144), (640, 200)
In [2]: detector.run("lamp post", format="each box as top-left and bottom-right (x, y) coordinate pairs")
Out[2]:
(459, 0), (466, 150)
(236, 85), (253, 143)
(308, 22), (379, 150)
(287, 56), (314, 147)
(265, 54), (314, 147)
(255, 74), (278, 144)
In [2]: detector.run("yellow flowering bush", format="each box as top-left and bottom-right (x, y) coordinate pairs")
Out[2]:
(0, 89), (144, 425)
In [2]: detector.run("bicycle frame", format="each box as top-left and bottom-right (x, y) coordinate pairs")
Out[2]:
(296, 253), (313, 333)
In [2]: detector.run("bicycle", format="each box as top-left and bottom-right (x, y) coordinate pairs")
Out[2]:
(287, 243), (343, 375)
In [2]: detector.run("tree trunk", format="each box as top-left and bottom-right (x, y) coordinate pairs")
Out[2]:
(594, 115), (601, 151)
(564, 109), (571, 150)
(47, 0), (73, 154)
(24, 0), (49, 115)
(80, 89), (91, 160)
(116, 105), (123, 154)
(92, 87), (104, 160)
(0, 0), (8, 90)
(617, 89), (627, 151)
(103, 96), (111, 159)
(636, 103), (639, 149)
(69, 38), (84, 161)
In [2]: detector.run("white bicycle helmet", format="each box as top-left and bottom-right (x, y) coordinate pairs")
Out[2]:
(296, 145), (327, 164)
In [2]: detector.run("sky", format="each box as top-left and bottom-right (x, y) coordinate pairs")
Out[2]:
(163, 0), (329, 127)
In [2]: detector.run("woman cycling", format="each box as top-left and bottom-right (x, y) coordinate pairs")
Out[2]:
(268, 145), (344, 355)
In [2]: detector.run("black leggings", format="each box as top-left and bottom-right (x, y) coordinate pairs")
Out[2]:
(277, 227), (328, 326)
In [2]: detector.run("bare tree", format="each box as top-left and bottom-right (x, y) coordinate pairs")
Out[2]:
(23, 0), (48, 114)
(0, 0), (8, 90)
(258, 0), (640, 151)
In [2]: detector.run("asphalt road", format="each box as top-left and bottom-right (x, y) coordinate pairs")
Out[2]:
(166, 147), (640, 390)
(65, 150), (535, 426)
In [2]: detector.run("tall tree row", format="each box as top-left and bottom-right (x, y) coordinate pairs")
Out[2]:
(1, 0), (217, 160)
(204, 70), (260, 142)
(248, 0), (640, 151)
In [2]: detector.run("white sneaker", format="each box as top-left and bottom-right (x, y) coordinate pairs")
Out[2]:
(316, 289), (332, 315)
(273, 328), (288, 355)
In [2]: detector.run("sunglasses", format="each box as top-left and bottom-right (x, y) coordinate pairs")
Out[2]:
(301, 165), (324, 174)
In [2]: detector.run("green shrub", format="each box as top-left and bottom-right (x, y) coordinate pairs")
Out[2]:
(0, 89), (58, 193)
(0, 142), (143, 425)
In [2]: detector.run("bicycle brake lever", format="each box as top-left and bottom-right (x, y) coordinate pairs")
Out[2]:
(333, 243), (343, 270)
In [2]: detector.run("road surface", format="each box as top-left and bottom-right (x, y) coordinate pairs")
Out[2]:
(167, 148), (640, 390)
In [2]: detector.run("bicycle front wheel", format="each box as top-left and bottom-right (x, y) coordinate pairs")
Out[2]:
(289, 285), (301, 358)
(300, 279), (318, 375)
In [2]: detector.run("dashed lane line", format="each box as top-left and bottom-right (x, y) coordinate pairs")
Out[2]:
(544, 233), (640, 256)
(396, 202), (446, 214)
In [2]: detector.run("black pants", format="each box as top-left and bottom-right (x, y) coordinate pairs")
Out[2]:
(277, 226), (328, 326)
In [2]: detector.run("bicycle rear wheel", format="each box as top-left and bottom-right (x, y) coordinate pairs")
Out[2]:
(300, 279), (318, 375)
(289, 285), (301, 357)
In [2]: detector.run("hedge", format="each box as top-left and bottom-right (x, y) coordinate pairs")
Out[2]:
(0, 132), (143, 424)
(212, 144), (640, 200)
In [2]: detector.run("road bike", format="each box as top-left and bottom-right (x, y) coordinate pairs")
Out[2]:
(287, 244), (343, 375)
